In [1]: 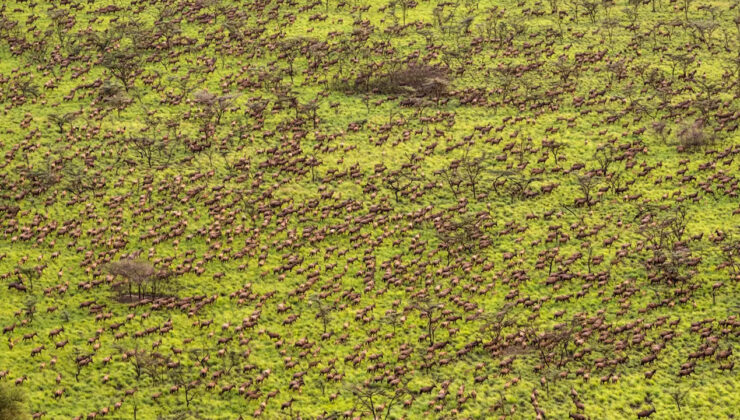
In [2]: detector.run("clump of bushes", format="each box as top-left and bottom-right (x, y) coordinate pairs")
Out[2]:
(677, 120), (712, 152)
(352, 62), (450, 99)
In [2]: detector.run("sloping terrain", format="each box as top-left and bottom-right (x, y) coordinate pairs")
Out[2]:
(0, 0), (738, 419)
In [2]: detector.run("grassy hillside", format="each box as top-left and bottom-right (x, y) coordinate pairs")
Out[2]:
(0, 0), (738, 419)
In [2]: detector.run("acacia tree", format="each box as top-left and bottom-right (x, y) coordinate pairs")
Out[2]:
(169, 363), (202, 409)
(666, 53), (696, 80)
(309, 295), (333, 334)
(669, 388), (689, 412)
(124, 124), (176, 169)
(347, 381), (409, 420)
(71, 349), (94, 382)
(97, 81), (133, 117)
(141, 351), (168, 384)
(550, 56), (578, 84)
(575, 172), (602, 206)
(17, 266), (40, 293)
(479, 302), (517, 345)
(593, 144), (617, 175)
(637, 205), (692, 285)
(193, 89), (238, 128)
(568, 0), (581, 22)
(22, 298), (36, 323)
(460, 148), (489, 200)
(381, 309), (405, 335)
(435, 214), (485, 263)
(154, 7), (182, 52)
(410, 296), (445, 346)
(191, 89), (238, 164)
(101, 48), (141, 92)
(48, 112), (78, 134)
(125, 136), (158, 168)
(491, 170), (540, 202)
(47, 8), (72, 51)
(383, 169), (413, 203)
(726, 55), (740, 97)
(677, 120), (711, 152)
(524, 326), (573, 373)
(489, 64), (520, 103)
(382, 154), (424, 203)
(61, 162), (96, 195)
(306, 155), (322, 183)
(436, 162), (466, 199)
(278, 37), (309, 84)
(582, 0), (599, 23)
(719, 234), (740, 277)
(105, 259), (155, 299)
(542, 139), (566, 164)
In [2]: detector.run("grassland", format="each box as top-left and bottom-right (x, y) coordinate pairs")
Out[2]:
(0, 0), (738, 419)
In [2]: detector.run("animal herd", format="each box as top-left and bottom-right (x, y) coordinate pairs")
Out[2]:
(0, 0), (738, 418)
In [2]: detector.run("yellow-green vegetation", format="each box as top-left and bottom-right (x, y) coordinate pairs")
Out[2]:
(0, 382), (29, 420)
(0, 0), (738, 419)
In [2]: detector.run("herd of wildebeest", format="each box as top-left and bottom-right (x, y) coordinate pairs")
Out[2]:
(0, 0), (738, 418)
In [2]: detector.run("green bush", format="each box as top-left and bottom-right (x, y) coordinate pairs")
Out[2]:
(0, 383), (29, 420)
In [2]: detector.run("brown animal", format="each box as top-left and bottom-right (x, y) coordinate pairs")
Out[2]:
(637, 407), (655, 418)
